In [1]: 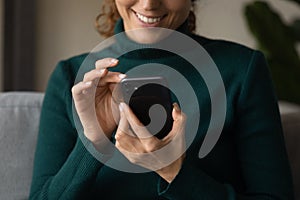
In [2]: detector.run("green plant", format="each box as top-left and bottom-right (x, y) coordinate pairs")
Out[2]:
(244, 0), (300, 104)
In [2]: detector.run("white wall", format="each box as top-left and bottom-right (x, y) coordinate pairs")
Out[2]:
(35, 0), (103, 91)
(0, 0), (3, 91)
(196, 0), (300, 49)
(35, 0), (300, 91)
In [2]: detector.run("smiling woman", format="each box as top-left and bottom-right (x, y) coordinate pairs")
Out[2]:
(96, 0), (196, 38)
(114, 0), (191, 43)
(29, 0), (295, 199)
(115, 0), (190, 30)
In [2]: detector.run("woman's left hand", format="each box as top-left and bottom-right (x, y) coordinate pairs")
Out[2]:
(115, 102), (187, 183)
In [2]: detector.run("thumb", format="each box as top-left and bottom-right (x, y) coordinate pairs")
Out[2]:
(168, 103), (186, 137)
(172, 103), (181, 121)
(117, 103), (130, 134)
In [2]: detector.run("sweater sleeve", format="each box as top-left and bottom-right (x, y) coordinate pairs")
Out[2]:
(29, 61), (104, 200)
(157, 51), (294, 199)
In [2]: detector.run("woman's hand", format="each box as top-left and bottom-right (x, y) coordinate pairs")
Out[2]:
(115, 102), (187, 183)
(72, 58), (126, 150)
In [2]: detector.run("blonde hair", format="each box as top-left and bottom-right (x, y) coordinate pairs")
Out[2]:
(95, 0), (197, 38)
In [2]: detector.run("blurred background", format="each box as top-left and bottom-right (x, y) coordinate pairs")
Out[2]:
(0, 0), (299, 102)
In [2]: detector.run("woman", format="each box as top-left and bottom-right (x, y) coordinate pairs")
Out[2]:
(29, 0), (294, 199)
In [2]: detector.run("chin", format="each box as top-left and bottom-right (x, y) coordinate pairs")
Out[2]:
(126, 26), (173, 44)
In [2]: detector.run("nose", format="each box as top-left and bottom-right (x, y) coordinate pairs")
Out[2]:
(142, 0), (161, 11)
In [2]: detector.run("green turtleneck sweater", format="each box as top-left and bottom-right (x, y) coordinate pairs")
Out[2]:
(29, 20), (294, 200)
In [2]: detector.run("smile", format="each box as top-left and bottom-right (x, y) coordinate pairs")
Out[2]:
(134, 12), (164, 24)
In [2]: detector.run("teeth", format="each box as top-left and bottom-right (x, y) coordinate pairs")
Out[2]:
(136, 12), (162, 24)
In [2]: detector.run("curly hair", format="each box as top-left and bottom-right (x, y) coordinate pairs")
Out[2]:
(95, 0), (197, 38)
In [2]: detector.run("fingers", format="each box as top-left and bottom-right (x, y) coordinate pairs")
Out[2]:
(83, 57), (119, 84)
(119, 103), (153, 139)
(71, 81), (93, 96)
(173, 103), (186, 124)
(116, 105), (130, 134)
(164, 103), (187, 140)
(119, 103), (161, 152)
(115, 133), (141, 153)
(82, 68), (106, 84)
(115, 109), (141, 152)
(74, 58), (125, 96)
(95, 58), (119, 69)
(82, 70), (125, 88)
(93, 58), (126, 87)
(72, 62), (106, 97)
(98, 72), (126, 87)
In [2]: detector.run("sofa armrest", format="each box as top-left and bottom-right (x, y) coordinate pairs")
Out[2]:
(0, 92), (44, 200)
(279, 101), (300, 200)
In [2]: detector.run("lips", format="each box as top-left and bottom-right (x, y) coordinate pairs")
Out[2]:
(133, 10), (165, 24)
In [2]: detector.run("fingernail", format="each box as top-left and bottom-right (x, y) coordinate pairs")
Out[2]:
(82, 90), (87, 94)
(85, 81), (92, 85)
(173, 103), (180, 112)
(110, 59), (118, 65)
(118, 74), (126, 79)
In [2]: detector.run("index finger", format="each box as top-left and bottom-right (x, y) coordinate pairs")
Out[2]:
(95, 58), (119, 70)
(119, 103), (153, 139)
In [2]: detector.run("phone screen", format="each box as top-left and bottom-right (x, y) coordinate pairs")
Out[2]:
(120, 77), (173, 139)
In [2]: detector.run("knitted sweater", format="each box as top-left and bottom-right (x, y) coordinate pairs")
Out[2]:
(29, 20), (294, 199)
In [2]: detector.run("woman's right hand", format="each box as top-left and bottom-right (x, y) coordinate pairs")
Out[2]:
(71, 58), (125, 150)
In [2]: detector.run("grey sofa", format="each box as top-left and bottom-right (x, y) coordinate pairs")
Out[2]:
(0, 92), (44, 200)
(0, 92), (299, 200)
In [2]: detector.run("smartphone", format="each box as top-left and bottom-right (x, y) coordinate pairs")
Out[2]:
(119, 76), (173, 139)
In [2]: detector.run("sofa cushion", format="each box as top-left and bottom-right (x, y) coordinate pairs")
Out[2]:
(0, 92), (44, 200)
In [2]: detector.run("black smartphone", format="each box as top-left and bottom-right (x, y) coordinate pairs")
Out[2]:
(119, 76), (173, 139)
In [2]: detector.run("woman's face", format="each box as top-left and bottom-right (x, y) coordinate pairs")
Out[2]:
(115, 0), (192, 43)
